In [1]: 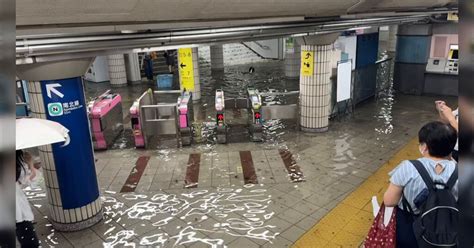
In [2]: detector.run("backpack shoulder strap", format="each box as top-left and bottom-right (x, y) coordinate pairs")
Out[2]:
(446, 166), (458, 189)
(409, 160), (434, 190)
(402, 194), (414, 214)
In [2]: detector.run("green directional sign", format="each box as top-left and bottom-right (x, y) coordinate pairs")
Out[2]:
(47, 102), (63, 116)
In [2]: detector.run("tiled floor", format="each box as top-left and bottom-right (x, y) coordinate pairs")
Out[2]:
(25, 94), (456, 247)
(294, 137), (419, 247)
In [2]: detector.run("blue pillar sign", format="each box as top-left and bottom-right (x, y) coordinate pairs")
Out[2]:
(40, 77), (100, 209)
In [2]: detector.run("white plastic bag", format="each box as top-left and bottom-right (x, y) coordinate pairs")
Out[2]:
(371, 196), (394, 227)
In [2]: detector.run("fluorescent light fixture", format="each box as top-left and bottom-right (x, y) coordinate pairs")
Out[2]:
(291, 33), (309, 37)
(347, 26), (372, 31)
(132, 44), (200, 53)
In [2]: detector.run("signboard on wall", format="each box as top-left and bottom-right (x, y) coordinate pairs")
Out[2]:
(286, 38), (295, 53)
(301, 50), (314, 76)
(447, 12), (458, 21)
(40, 77), (99, 209)
(337, 60), (352, 102)
(178, 48), (195, 91)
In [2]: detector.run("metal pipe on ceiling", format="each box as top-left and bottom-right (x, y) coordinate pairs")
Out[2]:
(15, 12), (445, 64)
(17, 15), (428, 45)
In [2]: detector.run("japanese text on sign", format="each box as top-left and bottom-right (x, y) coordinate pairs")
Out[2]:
(301, 50), (314, 76)
(178, 48), (195, 91)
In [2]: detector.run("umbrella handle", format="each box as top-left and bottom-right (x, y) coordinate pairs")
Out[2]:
(60, 135), (70, 147)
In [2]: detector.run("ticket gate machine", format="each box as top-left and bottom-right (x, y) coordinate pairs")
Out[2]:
(178, 91), (194, 146)
(88, 90), (124, 150)
(248, 88), (263, 142)
(130, 89), (194, 148)
(215, 89), (228, 144)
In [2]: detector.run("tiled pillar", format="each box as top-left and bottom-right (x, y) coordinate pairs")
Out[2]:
(210, 45), (224, 71)
(27, 78), (102, 231)
(192, 48), (201, 101)
(107, 54), (128, 86)
(285, 43), (301, 78)
(299, 44), (332, 132)
(125, 53), (141, 83)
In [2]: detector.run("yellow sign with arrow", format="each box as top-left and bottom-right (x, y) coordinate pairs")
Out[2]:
(178, 48), (195, 91)
(301, 50), (314, 76)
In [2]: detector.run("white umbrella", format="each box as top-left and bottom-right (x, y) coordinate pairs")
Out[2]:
(16, 118), (70, 150)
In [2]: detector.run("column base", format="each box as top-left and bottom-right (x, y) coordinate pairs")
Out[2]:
(301, 126), (329, 133)
(127, 80), (142, 85)
(110, 83), (128, 87)
(51, 208), (103, 232)
(285, 74), (299, 79)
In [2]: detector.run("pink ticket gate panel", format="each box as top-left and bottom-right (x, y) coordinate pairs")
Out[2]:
(178, 92), (193, 146)
(88, 90), (124, 150)
(130, 100), (145, 148)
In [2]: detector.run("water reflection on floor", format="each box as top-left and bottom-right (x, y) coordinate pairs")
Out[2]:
(26, 59), (459, 247)
(102, 186), (276, 247)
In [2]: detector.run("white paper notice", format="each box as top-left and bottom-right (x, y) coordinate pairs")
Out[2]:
(337, 60), (352, 102)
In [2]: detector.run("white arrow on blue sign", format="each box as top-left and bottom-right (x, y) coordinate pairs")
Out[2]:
(46, 83), (64, 99)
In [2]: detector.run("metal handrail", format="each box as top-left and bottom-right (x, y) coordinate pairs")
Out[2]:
(260, 91), (299, 96)
(153, 90), (181, 95)
(141, 104), (177, 108)
(375, 57), (393, 64)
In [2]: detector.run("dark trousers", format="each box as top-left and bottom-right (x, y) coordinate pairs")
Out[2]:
(396, 207), (418, 248)
(16, 221), (39, 248)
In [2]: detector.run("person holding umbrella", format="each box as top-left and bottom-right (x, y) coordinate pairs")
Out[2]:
(15, 117), (70, 247)
(16, 149), (39, 247)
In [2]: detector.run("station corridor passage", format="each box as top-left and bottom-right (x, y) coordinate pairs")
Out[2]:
(25, 94), (456, 247)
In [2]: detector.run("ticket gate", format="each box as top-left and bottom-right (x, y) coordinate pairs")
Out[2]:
(130, 89), (194, 148)
(260, 90), (300, 126)
(215, 89), (227, 144)
(87, 90), (124, 150)
(177, 92), (194, 146)
(247, 88), (263, 142)
(212, 88), (264, 143)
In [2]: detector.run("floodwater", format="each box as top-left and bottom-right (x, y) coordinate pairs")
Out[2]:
(84, 60), (300, 150)
(26, 183), (279, 247)
(24, 56), (401, 247)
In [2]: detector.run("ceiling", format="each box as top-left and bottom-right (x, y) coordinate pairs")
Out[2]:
(17, 0), (455, 33)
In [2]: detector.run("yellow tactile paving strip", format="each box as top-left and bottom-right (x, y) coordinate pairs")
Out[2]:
(294, 137), (419, 248)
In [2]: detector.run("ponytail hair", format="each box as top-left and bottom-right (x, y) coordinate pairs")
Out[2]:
(16, 150), (26, 182)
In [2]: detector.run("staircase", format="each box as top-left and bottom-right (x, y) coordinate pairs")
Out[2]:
(138, 51), (178, 77)
(241, 39), (284, 60)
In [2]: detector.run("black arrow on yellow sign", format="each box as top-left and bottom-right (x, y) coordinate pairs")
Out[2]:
(305, 53), (311, 59)
(180, 63), (186, 69)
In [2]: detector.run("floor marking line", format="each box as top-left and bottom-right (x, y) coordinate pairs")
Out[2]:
(184, 153), (201, 188)
(239, 151), (258, 184)
(120, 156), (151, 193)
(278, 149), (305, 182)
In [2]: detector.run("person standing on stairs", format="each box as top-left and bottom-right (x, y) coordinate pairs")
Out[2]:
(163, 50), (176, 74)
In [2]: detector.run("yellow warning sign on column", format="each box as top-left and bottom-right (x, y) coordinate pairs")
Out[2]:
(178, 48), (195, 91)
(301, 50), (314, 76)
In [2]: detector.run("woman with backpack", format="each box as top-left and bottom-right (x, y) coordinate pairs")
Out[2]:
(383, 121), (458, 248)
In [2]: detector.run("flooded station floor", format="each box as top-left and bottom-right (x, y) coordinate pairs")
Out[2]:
(26, 81), (456, 247)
